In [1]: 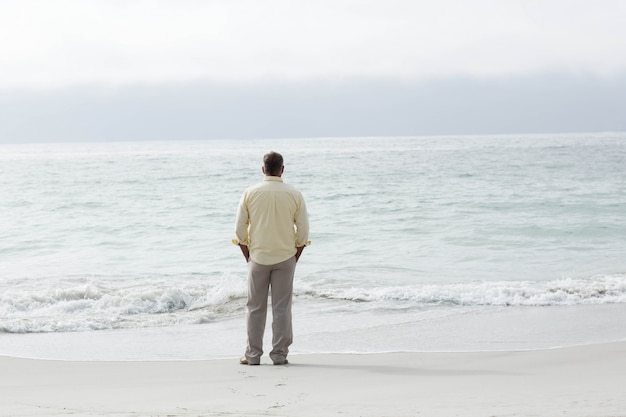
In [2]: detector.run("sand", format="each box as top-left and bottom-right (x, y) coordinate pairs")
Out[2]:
(1, 342), (625, 417)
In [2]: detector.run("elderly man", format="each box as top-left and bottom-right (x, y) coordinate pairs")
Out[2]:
(233, 151), (310, 365)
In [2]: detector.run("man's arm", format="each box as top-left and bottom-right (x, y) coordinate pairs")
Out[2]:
(294, 193), (309, 263)
(233, 191), (250, 263)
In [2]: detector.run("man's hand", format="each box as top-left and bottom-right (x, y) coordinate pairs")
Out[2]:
(238, 244), (250, 263)
(295, 246), (305, 262)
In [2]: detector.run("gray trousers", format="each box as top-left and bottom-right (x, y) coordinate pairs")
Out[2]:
(245, 256), (296, 364)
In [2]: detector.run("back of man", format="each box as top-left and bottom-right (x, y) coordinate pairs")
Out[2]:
(233, 151), (309, 365)
(241, 178), (308, 265)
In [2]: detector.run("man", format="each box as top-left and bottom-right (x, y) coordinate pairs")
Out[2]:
(233, 151), (310, 366)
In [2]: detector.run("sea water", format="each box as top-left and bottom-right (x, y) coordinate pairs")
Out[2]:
(1, 133), (625, 360)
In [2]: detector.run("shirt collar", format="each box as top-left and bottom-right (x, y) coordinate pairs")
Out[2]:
(264, 176), (283, 182)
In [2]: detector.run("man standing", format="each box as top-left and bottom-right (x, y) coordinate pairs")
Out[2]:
(233, 151), (310, 366)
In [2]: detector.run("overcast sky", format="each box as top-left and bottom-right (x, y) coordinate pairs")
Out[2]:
(1, 0), (625, 142)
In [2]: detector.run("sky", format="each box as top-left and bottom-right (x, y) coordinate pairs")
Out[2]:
(1, 0), (625, 142)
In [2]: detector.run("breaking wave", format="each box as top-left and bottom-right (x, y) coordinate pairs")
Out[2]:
(300, 274), (626, 307)
(2, 273), (625, 334)
(0, 275), (248, 334)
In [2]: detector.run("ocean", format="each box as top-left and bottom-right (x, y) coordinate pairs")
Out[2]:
(1, 133), (625, 360)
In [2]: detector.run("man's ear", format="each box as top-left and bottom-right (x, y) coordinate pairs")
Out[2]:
(281, 166), (285, 174)
(262, 166), (266, 175)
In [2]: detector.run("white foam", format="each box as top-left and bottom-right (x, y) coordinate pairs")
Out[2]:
(3, 273), (625, 334)
(0, 274), (247, 333)
(298, 274), (626, 307)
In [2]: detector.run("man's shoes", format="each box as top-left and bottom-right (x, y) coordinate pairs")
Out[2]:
(239, 356), (288, 365)
(240, 357), (259, 366)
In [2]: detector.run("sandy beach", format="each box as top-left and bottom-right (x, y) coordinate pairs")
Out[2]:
(1, 342), (625, 417)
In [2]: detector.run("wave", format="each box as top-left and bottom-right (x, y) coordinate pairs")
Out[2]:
(0, 276), (248, 334)
(299, 274), (626, 307)
(2, 274), (624, 334)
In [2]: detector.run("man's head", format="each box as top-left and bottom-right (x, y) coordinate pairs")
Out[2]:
(263, 151), (284, 177)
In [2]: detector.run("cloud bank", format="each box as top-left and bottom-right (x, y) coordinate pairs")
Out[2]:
(2, 74), (624, 142)
(1, 1), (625, 142)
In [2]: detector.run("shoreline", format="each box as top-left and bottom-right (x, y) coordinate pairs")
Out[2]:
(3, 302), (626, 362)
(2, 342), (625, 417)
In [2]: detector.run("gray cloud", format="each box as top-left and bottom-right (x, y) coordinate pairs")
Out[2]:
(1, 74), (625, 143)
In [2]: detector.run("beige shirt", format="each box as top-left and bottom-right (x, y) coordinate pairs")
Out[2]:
(233, 176), (310, 265)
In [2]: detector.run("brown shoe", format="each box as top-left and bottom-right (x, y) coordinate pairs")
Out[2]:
(273, 359), (289, 365)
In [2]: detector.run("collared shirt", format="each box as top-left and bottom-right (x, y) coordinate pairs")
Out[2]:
(233, 176), (310, 265)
